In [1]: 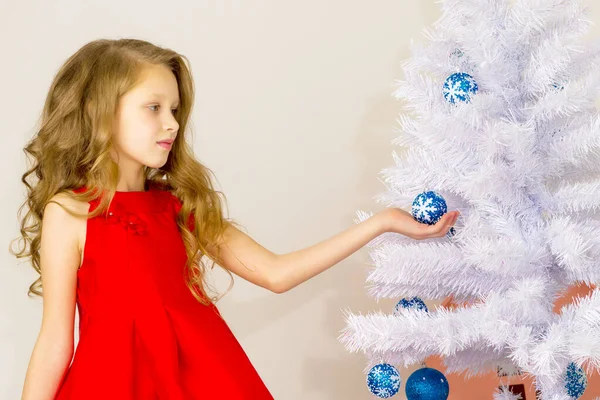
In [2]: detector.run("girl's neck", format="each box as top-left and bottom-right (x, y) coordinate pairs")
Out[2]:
(115, 179), (150, 193)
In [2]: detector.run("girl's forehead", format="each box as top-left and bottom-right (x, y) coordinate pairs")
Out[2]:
(138, 64), (177, 84)
(131, 68), (179, 99)
(127, 83), (180, 103)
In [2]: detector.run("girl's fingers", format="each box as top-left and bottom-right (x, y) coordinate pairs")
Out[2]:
(422, 211), (459, 239)
(434, 214), (452, 233)
(446, 212), (457, 226)
(441, 212), (458, 235)
(451, 212), (459, 224)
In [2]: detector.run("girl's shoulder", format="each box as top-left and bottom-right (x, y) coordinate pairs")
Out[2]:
(49, 190), (92, 216)
(46, 191), (91, 265)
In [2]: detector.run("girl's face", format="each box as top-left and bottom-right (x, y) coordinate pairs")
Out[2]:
(111, 64), (180, 171)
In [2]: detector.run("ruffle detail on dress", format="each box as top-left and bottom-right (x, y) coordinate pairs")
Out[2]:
(104, 210), (148, 235)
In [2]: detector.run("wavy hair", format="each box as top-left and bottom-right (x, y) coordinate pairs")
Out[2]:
(9, 38), (238, 305)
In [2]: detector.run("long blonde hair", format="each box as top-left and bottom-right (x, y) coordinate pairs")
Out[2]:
(9, 38), (237, 305)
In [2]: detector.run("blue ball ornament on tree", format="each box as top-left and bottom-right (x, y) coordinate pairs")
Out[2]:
(405, 367), (450, 400)
(394, 297), (429, 315)
(443, 72), (478, 104)
(412, 191), (448, 225)
(564, 362), (587, 399)
(367, 363), (401, 398)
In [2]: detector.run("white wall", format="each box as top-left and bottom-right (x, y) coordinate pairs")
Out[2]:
(2, 1), (599, 399)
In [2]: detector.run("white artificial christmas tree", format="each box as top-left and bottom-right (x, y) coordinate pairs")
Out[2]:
(340, 0), (600, 399)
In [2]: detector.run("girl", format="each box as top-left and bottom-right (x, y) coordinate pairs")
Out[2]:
(11, 38), (459, 400)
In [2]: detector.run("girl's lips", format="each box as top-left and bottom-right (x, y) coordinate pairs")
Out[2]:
(157, 142), (172, 150)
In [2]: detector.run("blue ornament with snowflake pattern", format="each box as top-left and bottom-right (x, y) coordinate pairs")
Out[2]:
(565, 362), (587, 399)
(443, 72), (478, 104)
(405, 367), (449, 400)
(394, 297), (429, 315)
(367, 363), (401, 398)
(411, 191), (448, 225)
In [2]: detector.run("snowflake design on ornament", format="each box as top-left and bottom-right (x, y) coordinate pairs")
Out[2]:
(367, 363), (401, 398)
(394, 296), (429, 315)
(565, 363), (587, 399)
(411, 191), (448, 225)
(443, 72), (479, 104)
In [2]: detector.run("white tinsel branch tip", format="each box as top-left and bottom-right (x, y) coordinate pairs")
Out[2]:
(494, 386), (523, 400)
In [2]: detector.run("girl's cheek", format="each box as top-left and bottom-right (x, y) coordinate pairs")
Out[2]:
(140, 116), (160, 131)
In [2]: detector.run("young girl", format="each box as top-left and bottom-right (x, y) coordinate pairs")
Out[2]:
(12, 38), (459, 400)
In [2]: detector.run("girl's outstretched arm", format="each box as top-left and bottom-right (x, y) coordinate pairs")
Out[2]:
(210, 208), (459, 294)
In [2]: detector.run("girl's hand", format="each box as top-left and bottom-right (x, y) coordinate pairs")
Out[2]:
(379, 208), (460, 240)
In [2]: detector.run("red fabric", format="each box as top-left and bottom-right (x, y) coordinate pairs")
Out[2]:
(54, 186), (273, 399)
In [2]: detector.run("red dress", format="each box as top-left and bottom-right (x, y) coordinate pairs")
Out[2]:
(54, 186), (274, 399)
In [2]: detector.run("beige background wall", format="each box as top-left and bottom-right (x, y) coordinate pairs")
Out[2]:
(1, 1), (599, 399)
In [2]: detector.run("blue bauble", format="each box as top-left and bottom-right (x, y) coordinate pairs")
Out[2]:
(443, 72), (478, 104)
(565, 362), (587, 399)
(412, 191), (448, 225)
(367, 363), (401, 398)
(405, 367), (449, 400)
(394, 297), (429, 315)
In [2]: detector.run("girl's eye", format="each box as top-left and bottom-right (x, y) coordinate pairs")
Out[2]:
(149, 105), (178, 115)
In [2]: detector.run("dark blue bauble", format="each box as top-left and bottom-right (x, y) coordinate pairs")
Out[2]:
(443, 72), (478, 104)
(367, 363), (401, 398)
(394, 297), (429, 315)
(565, 362), (587, 399)
(412, 191), (448, 225)
(405, 367), (449, 400)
